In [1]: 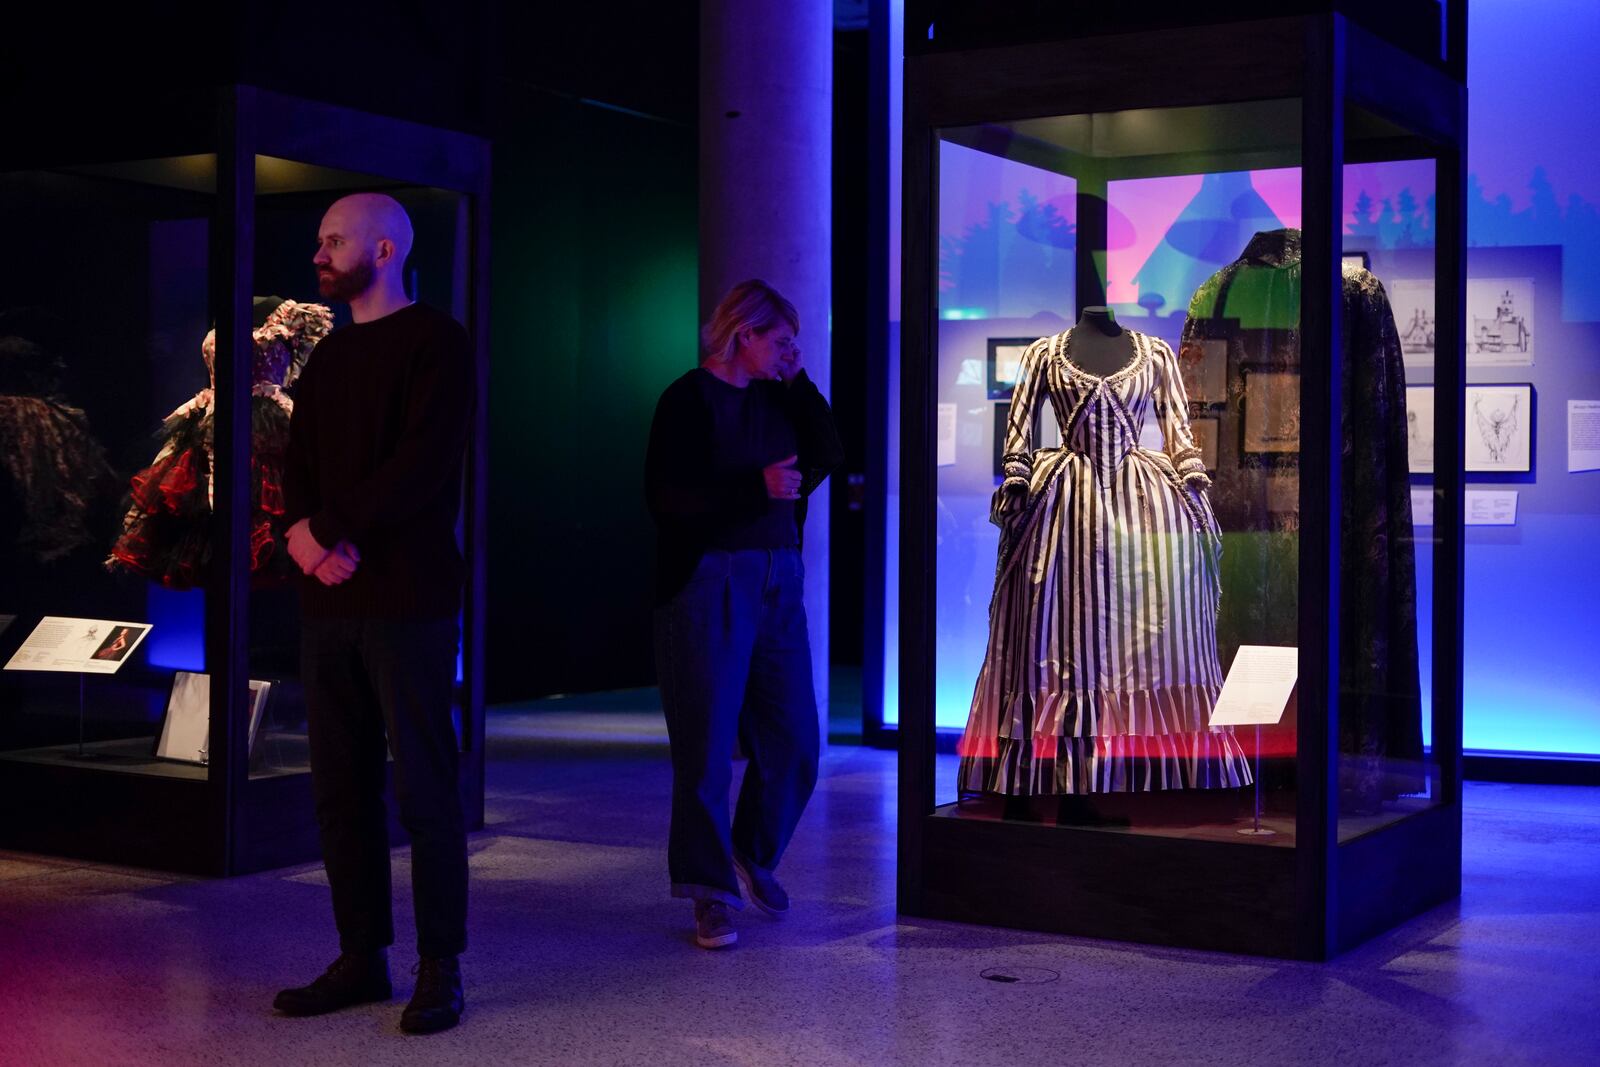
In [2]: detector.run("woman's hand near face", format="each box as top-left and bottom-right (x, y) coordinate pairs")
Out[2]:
(778, 346), (803, 384)
(763, 454), (802, 500)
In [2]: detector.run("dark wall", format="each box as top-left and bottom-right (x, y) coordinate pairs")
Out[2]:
(831, 27), (871, 667)
(484, 87), (697, 703)
(481, 5), (699, 703)
(482, 8), (895, 702)
(5, 2), (493, 135)
(499, 4), (697, 124)
(6, 1), (721, 705)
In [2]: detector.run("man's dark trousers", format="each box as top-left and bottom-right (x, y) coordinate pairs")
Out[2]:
(302, 616), (467, 959)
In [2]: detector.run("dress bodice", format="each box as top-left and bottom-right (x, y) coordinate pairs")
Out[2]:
(995, 327), (1211, 528)
(1049, 333), (1155, 476)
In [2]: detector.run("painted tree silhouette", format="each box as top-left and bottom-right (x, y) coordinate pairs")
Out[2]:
(940, 189), (1076, 317)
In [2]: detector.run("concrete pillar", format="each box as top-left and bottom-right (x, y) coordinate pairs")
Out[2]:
(701, 2), (833, 742)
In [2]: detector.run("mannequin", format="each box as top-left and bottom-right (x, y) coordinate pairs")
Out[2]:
(959, 302), (1244, 798)
(107, 296), (333, 587)
(997, 306), (1134, 518)
(1065, 305), (1134, 377)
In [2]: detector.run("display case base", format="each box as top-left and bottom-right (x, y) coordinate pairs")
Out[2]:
(908, 798), (1461, 960)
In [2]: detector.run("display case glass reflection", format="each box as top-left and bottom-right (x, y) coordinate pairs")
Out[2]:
(929, 114), (1440, 845)
(0, 156), (470, 785)
(0, 158), (216, 777)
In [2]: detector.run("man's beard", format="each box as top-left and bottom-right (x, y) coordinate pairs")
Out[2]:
(317, 256), (375, 302)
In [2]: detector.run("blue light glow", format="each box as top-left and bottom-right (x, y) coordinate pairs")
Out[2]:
(142, 587), (205, 671)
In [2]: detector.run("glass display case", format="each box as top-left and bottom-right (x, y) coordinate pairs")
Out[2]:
(0, 86), (491, 876)
(897, 10), (1465, 958)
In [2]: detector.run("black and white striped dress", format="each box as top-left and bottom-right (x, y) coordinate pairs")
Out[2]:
(957, 328), (1252, 795)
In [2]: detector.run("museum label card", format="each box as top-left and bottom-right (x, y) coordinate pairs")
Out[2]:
(936, 403), (957, 466)
(1210, 645), (1298, 727)
(1465, 489), (1518, 526)
(1568, 400), (1600, 472)
(155, 672), (273, 765)
(3, 616), (152, 674)
(1411, 488), (1435, 527)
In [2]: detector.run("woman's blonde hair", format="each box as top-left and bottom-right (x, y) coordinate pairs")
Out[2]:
(700, 279), (799, 365)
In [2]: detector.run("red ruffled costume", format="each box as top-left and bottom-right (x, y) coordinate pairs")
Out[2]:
(108, 298), (333, 588)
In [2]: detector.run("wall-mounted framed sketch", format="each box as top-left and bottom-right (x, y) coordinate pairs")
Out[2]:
(1466, 383), (1534, 472)
(1241, 366), (1300, 453)
(1390, 279), (1436, 367)
(1406, 384), (1435, 474)
(987, 337), (1034, 400)
(1180, 338), (1228, 404)
(1467, 278), (1534, 366)
(1190, 416), (1219, 472)
(993, 401), (1011, 479)
(1341, 251), (1370, 272)
(1265, 470), (1299, 515)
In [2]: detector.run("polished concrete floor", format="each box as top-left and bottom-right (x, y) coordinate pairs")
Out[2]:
(1, 695), (1597, 1066)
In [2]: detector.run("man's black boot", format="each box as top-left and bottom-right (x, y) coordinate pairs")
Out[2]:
(273, 951), (392, 1017)
(400, 956), (464, 1034)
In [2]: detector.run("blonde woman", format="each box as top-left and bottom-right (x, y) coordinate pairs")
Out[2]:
(644, 280), (843, 949)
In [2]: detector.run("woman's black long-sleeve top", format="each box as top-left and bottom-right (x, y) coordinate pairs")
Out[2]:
(644, 366), (844, 605)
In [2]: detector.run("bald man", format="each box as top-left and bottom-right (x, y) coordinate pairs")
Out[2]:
(275, 193), (474, 1034)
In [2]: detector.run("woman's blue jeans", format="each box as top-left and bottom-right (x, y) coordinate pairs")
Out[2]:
(654, 548), (820, 907)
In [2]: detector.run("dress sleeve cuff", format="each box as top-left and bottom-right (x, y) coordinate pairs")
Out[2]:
(989, 477), (1029, 526)
(1170, 445), (1208, 482)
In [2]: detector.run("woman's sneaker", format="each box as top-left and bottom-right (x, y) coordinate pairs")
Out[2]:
(733, 855), (790, 917)
(694, 900), (738, 949)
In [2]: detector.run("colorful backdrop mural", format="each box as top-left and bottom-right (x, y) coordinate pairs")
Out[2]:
(884, 0), (1600, 761)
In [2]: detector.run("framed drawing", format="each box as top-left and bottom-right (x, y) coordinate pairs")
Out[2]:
(1265, 471), (1299, 515)
(1180, 338), (1228, 404)
(1390, 279), (1436, 367)
(1191, 416), (1219, 472)
(1241, 367), (1300, 454)
(1406, 384), (1435, 474)
(987, 337), (1034, 400)
(1465, 383), (1533, 473)
(1467, 278), (1534, 366)
(993, 401), (1010, 479)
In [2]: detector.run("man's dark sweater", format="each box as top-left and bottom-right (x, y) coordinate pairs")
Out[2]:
(284, 302), (473, 619)
(645, 366), (843, 605)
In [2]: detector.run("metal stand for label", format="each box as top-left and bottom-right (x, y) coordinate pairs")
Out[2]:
(1209, 645), (1297, 839)
(63, 673), (111, 761)
(1237, 723), (1275, 837)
